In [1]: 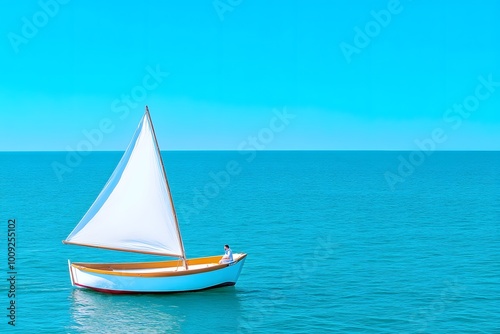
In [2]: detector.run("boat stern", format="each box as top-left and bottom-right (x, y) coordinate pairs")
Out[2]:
(67, 260), (75, 287)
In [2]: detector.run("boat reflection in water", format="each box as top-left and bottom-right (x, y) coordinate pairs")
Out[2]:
(68, 287), (242, 333)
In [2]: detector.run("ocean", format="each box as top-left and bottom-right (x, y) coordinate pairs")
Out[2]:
(0, 151), (499, 333)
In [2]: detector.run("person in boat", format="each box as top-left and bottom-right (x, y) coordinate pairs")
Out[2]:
(219, 244), (234, 264)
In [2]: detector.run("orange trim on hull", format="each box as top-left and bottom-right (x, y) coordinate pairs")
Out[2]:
(71, 254), (247, 278)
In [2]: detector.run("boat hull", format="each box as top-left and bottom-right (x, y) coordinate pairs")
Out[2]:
(68, 253), (247, 294)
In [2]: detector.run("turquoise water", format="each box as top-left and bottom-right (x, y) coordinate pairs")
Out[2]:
(1, 151), (499, 333)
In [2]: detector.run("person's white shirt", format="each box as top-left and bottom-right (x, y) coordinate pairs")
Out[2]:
(225, 248), (233, 261)
(219, 246), (233, 263)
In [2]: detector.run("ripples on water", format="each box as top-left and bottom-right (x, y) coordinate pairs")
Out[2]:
(1, 151), (499, 333)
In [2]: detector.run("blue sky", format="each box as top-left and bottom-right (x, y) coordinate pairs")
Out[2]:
(1, 0), (499, 151)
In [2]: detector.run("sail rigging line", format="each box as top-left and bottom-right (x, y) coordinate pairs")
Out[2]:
(145, 106), (188, 269)
(62, 241), (183, 258)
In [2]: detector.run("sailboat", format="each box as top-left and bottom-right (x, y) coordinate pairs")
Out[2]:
(63, 106), (247, 293)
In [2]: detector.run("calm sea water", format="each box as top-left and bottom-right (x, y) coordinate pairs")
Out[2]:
(0, 151), (499, 333)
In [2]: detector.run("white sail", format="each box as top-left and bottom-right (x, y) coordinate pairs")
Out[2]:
(64, 111), (184, 257)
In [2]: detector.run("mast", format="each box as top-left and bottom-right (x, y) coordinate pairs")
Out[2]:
(145, 106), (188, 269)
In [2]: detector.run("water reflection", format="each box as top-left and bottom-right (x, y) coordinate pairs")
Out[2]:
(68, 287), (242, 333)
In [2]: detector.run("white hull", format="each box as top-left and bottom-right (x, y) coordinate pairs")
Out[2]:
(68, 253), (247, 294)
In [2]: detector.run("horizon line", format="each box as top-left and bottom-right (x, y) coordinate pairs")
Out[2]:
(1, 149), (499, 153)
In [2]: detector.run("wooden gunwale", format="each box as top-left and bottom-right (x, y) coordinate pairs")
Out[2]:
(71, 253), (247, 278)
